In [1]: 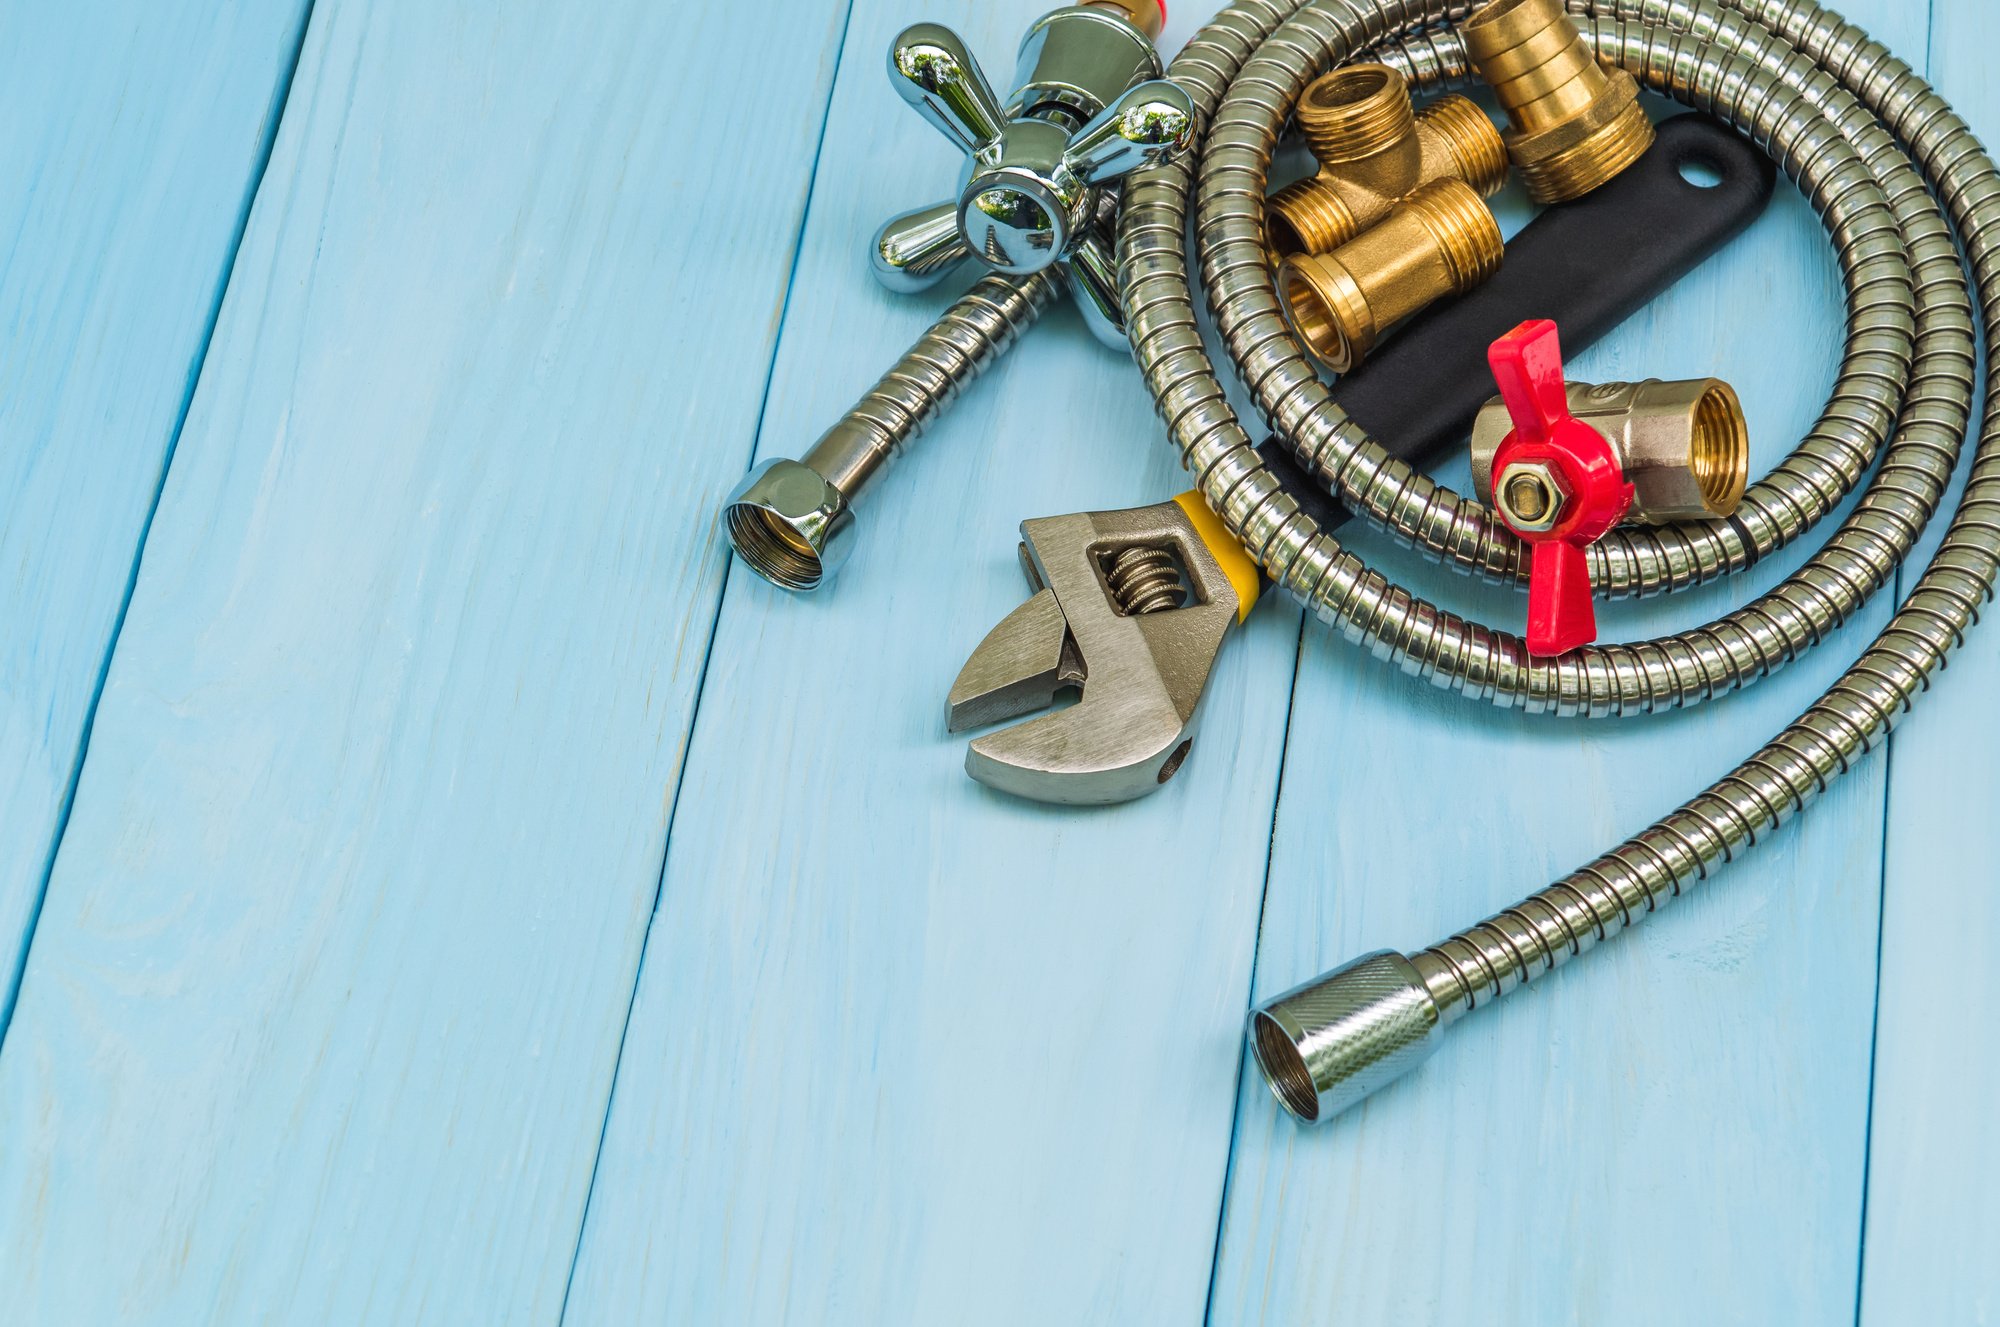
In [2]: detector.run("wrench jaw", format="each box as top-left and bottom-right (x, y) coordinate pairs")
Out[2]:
(947, 500), (1241, 805)
(946, 588), (1083, 732)
(964, 688), (1201, 805)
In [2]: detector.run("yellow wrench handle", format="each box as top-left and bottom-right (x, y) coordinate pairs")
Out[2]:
(1172, 490), (1261, 623)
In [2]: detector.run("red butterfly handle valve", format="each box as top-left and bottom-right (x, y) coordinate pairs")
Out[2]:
(1485, 319), (1633, 656)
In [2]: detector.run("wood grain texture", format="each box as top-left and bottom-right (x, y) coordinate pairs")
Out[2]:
(1857, 2), (2000, 1319)
(1205, 2), (1928, 1322)
(1, 0), (1991, 1322)
(0, 0), (309, 1021)
(0, 0), (848, 1320)
(557, 4), (1312, 1323)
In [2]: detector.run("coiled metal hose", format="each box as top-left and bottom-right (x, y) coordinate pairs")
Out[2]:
(1115, 0), (2000, 1120)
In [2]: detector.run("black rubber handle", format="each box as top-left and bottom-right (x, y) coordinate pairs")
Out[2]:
(1257, 114), (1777, 535)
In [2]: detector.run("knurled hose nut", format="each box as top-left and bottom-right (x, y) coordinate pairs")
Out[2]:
(1268, 64), (1508, 256)
(1462, 0), (1655, 204)
(1277, 178), (1504, 372)
(1249, 951), (1444, 1123)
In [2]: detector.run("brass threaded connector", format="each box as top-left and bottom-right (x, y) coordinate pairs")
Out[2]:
(1083, 0), (1164, 41)
(1418, 95), (1513, 196)
(1278, 178), (1504, 372)
(1297, 63), (1416, 164)
(1463, 0), (1655, 203)
(1470, 378), (1752, 522)
(1268, 64), (1508, 256)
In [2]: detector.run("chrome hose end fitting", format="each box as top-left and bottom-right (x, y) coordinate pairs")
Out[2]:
(723, 458), (853, 592)
(724, 270), (1061, 592)
(1249, 951), (1444, 1123)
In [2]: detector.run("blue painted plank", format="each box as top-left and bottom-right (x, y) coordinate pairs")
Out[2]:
(558, 4), (1311, 1323)
(0, 0), (850, 1319)
(0, 1), (310, 1021)
(1857, 0), (2000, 1317)
(1205, 2), (1928, 1322)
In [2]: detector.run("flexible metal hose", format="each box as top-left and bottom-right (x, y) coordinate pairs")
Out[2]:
(1117, 0), (2000, 1118)
(724, 269), (1060, 589)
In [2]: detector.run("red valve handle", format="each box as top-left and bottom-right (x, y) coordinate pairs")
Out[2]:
(1486, 320), (1633, 656)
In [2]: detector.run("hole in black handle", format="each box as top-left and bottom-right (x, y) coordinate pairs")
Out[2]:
(1677, 151), (1726, 189)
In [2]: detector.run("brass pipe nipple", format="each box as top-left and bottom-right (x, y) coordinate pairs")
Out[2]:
(1083, 0), (1164, 41)
(1297, 63), (1417, 164)
(1278, 178), (1503, 372)
(1416, 95), (1512, 198)
(1269, 64), (1508, 257)
(1463, 0), (1654, 203)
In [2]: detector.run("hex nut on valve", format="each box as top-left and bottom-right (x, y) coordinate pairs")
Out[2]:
(1495, 458), (1570, 533)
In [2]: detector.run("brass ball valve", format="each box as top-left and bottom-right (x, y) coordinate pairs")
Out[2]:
(1475, 319), (1749, 655)
(871, 2), (1195, 346)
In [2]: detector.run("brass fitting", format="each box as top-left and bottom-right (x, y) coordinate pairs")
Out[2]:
(1462, 0), (1655, 204)
(1277, 178), (1504, 372)
(1471, 379), (1751, 522)
(1083, 0), (1165, 41)
(1268, 64), (1509, 257)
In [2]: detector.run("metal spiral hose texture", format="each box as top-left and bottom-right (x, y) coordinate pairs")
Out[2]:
(1115, 0), (2000, 1120)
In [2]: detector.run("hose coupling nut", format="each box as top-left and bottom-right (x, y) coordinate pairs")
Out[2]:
(1268, 63), (1508, 256)
(722, 458), (854, 592)
(1249, 951), (1444, 1124)
(1277, 178), (1503, 371)
(1463, 0), (1655, 203)
(1473, 377), (1750, 523)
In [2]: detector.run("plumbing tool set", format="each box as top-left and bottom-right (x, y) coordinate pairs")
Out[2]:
(723, 0), (2000, 1125)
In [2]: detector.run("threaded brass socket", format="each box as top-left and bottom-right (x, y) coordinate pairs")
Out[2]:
(1268, 64), (1508, 257)
(1471, 378), (1751, 522)
(1462, 0), (1654, 203)
(1278, 178), (1504, 371)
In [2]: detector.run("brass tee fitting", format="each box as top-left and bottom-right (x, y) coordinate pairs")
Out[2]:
(1268, 63), (1509, 257)
(1277, 178), (1504, 372)
(1462, 0), (1655, 204)
(1471, 378), (1751, 522)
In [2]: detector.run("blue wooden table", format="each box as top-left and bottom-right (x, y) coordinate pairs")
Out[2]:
(0, 1), (1993, 1321)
